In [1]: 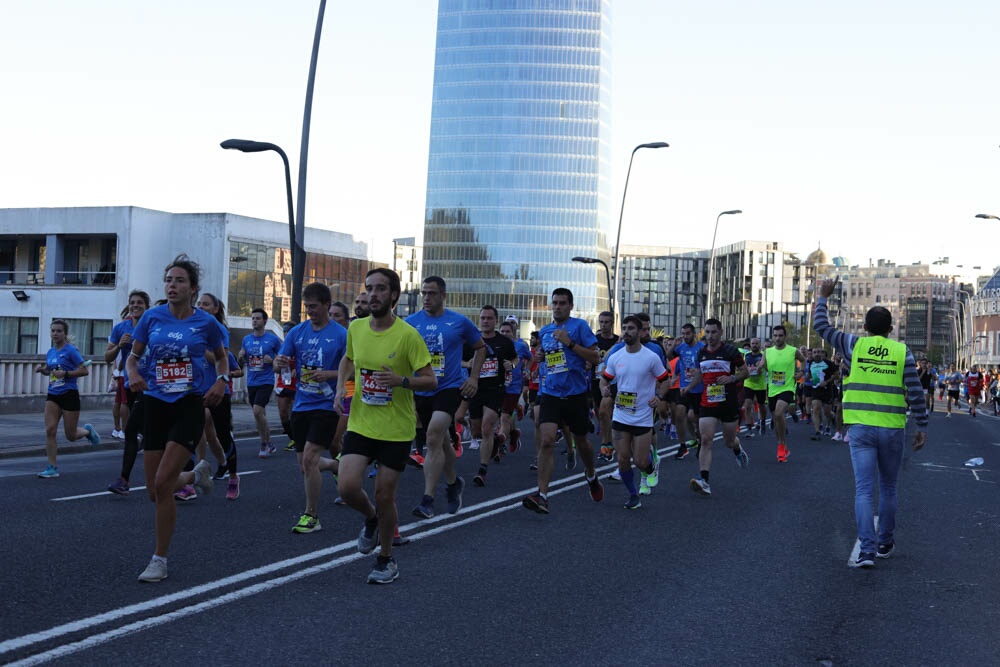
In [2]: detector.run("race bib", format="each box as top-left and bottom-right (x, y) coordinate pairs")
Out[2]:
(248, 354), (264, 371)
(615, 391), (637, 413)
(748, 366), (759, 377)
(49, 373), (65, 389)
(771, 370), (786, 386)
(545, 350), (568, 374)
(430, 353), (445, 378)
(706, 384), (726, 403)
(299, 364), (331, 396)
(481, 358), (499, 378)
(360, 368), (392, 406)
(155, 356), (193, 393)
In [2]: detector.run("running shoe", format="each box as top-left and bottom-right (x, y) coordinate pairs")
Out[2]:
(412, 497), (434, 519)
(832, 432), (843, 441)
(284, 440), (296, 452)
(588, 476), (604, 502)
(292, 513), (321, 533)
(138, 557), (168, 583)
(408, 452), (425, 469)
(112, 429), (124, 440)
(638, 474), (651, 496)
(107, 477), (130, 495)
(84, 423), (101, 446)
(516, 403), (524, 420)
(850, 552), (875, 569)
(790, 410), (800, 423)
(690, 477), (711, 496)
(648, 449), (660, 487)
(598, 444), (613, 462)
(608, 468), (622, 482)
(688, 439), (701, 457)
(624, 495), (642, 510)
(446, 476), (465, 514)
(468, 438), (481, 451)
(529, 457), (538, 471)
(509, 428), (521, 453)
(193, 460), (214, 496)
(674, 443), (689, 460)
(522, 492), (550, 514)
(736, 447), (750, 469)
(451, 430), (463, 458)
(226, 476), (240, 500)
(174, 485), (197, 501)
(777, 443), (789, 463)
(357, 518), (379, 554)
(367, 556), (399, 584)
(259, 444), (274, 458)
(473, 471), (487, 487)
(393, 533), (410, 547)
(565, 446), (577, 471)
(876, 543), (895, 559)
(37, 465), (59, 479)
(744, 428), (755, 439)
(213, 463), (228, 480)
(334, 496), (346, 505)
(843, 433), (850, 444)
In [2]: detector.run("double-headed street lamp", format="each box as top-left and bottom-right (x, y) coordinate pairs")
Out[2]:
(704, 209), (743, 321)
(220, 139), (305, 323)
(612, 141), (669, 317)
(572, 256), (613, 317)
(975, 213), (1000, 221)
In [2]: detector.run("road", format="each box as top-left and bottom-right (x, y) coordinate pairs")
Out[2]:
(0, 410), (996, 666)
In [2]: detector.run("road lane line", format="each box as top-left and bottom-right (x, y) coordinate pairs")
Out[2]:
(49, 471), (263, 502)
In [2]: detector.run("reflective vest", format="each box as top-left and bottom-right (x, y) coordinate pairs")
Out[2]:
(842, 336), (907, 428)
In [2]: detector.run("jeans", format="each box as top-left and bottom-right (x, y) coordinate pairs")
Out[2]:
(848, 424), (906, 554)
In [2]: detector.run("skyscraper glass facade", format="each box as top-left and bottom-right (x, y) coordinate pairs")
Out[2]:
(422, 0), (613, 330)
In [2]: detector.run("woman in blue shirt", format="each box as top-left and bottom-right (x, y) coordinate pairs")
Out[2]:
(34, 319), (100, 478)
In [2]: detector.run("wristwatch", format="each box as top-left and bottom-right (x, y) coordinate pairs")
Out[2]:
(217, 374), (231, 383)
(402, 376), (411, 389)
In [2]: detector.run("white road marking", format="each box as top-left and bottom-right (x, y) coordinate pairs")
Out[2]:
(49, 471), (263, 502)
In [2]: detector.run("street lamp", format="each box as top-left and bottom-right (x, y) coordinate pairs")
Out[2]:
(975, 213), (1000, 221)
(220, 138), (304, 323)
(704, 209), (743, 321)
(572, 256), (613, 317)
(612, 141), (669, 317)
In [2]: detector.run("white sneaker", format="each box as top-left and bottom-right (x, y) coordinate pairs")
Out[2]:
(690, 477), (712, 496)
(138, 558), (168, 582)
(638, 474), (651, 495)
(609, 468), (622, 482)
(112, 429), (124, 439)
(468, 438), (481, 451)
(193, 460), (214, 496)
(832, 432), (843, 441)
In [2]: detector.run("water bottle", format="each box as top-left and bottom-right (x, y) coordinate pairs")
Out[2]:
(964, 457), (984, 467)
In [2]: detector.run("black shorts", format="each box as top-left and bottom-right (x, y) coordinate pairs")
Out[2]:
(46, 390), (81, 412)
(768, 391), (796, 413)
(469, 385), (505, 419)
(143, 394), (205, 453)
(590, 378), (604, 405)
(275, 387), (296, 398)
(682, 391), (702, 413)
(611, 420), (653, 437)
(698, 402), (741, 423)
(248, 384), (274, 408)
(415, 388), (462, 431)
(291, 409), (339, 451)
(538, 392), (591, 435)
(342, 431), (410, 472)
(811, 387), (833, 404)
(501, 392), (520, 415)
(662, 387), (680, 404)
(747, 388), (767, 406)
(800, 386), (812, 400)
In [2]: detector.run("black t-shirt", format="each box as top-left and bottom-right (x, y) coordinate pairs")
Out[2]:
(478, 332), (517, 390)
(593, 333), (620, 381)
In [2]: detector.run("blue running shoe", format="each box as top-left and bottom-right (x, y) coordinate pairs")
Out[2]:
(84, 424), (100, 446)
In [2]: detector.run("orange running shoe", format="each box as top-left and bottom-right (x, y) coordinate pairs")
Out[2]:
(776, 443), (789, 463)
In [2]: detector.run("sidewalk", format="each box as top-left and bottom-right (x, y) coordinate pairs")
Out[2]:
(0, 400), (284, 460)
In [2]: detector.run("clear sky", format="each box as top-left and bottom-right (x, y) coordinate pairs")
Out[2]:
(2, 1), (999, 272)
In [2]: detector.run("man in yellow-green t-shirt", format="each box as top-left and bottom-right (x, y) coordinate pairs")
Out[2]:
(761, 325), (806, 463)
(335, 268), (436, 585)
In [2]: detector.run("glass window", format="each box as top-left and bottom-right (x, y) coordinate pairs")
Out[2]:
(0, 317), (38, 353)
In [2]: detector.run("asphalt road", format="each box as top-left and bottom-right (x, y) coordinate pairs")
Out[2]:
(0, 410), (996, 666)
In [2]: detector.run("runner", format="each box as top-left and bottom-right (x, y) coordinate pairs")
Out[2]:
(354, 290), (370, 319)
(498, 316), (533, 455)
(527, 330), (543, 471)
(917, 358), (934, 415)
(106, 290), (151, 493)
(329, 301), (353, 456)
(673, 323), (705, 460)
(127, 254), (228, 582)
(965, 364), (983, 417)
(808, 348), (838, 440)
(276, 321), (298, 451)
(106, 297), (146, 441)
(468, 305), (517, 486)
(239, 308), (282, 458)
(600, 316), (670, 509)
(592, 311), (620, 462)
(522, 287), (604, 514)
(35, 319), (100, 478)
(761, 325), (806, 462)
(275, 282), (347, 534)
(944, 364), (963, 417)
(335, 268), (435, 584)
(406, 276), (484, 519)
(687, 318), (750, 496)
(742, 337), (768, 437)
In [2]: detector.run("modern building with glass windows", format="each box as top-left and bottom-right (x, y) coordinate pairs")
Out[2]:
(422, 0), (613, 330)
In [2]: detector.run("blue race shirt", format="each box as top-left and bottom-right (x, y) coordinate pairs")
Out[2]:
(506, 339), (533, 394)
(538, 317), (597, 397)
(45, 344), (85, 395)
(109, 319), (137, 373)
(241, 331), (283, 387)
(674, 340), (705, 392)
(196, 319), (231, 395)
(405, 309), (482, 396)
(279, 319), (347, 412)
(132, 305), (226, 403)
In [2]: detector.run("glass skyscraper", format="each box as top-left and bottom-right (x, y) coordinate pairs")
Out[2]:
(422, 0), (613, 330)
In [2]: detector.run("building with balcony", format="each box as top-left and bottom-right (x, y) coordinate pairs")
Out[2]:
(616, 244), (707, 334)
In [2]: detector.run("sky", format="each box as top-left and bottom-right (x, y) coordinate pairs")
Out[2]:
(2, 0), (999, 274)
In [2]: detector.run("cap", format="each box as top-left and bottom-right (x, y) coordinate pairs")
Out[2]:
(504, 315), (519, 325)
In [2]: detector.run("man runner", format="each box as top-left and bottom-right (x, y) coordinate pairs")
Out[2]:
(762, 325), (806, 462)
(239, 308), (282, 458)
(592, 310), (620, 462)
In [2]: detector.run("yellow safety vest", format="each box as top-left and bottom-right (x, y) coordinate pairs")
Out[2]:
(842, 336), (907, 428)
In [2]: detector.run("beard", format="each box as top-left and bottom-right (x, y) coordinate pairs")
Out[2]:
(369, 300), (393, 318)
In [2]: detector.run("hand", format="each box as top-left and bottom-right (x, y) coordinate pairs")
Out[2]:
(274, 354), (290, 369)
(128, 371), (148, 393)
(334, 388), (347, 416)
(460, 377), (479, 399)
(503, 359), (514, 371)
(601, 385), (610, 398)
(647, 397), (660, 408)
(715, 375), (731, 385)
(119, 333), (132, 346)
(53, 369), (66, 380)
(372, 365), (399, 388)
(203, 382), (225, 407)
(818, 276), (839, 299)
(912, 431), (927, 452)
(553, 328), (571, 347)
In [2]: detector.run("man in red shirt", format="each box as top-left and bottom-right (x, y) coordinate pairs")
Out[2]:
(965, 365), (983, 418)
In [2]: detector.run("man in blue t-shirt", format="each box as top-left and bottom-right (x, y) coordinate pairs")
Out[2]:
(522, 288), (605, 515)
(673, 322), (705, 460)
(406, 276), (484, 519)
(498, 316), (533, 454)
(239, 308), (283, 458)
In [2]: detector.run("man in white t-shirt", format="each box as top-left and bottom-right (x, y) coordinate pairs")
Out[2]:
(600, 315), (670, 510)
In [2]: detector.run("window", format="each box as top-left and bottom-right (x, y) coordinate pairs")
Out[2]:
(0, 317), (38, 353)
(62, 319), (112, 356)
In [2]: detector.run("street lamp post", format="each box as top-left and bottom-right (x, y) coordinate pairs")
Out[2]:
(704, 209), (743, 322)
(221, 139), (303, 323)
(975, 213), (1000, 221)
(572, 256), (613, 318)
(612, 141), (669, 317)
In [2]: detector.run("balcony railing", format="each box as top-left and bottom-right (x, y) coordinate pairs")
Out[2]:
(0, 271), (45, 285)
(54, 270), (116, 286)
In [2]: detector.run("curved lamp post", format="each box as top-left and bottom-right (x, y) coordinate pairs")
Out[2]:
(572, 256), (613, 317)
(612, 142), (669, 317)
(705, 209), (743, 321)
(975, 213), (1000, 221)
